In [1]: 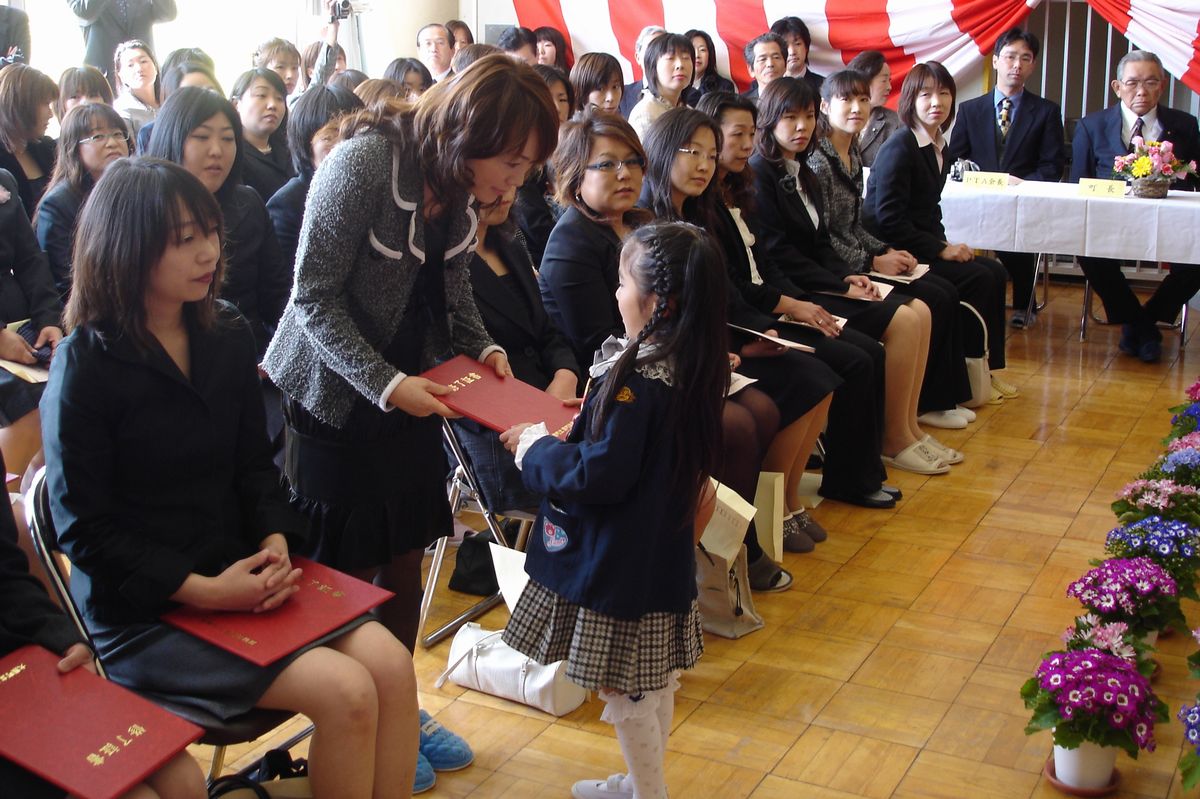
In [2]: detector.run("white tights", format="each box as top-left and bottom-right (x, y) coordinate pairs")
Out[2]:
(598, 674), (679, 799)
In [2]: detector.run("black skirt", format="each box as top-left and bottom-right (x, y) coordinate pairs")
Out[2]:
(0, 369), (43, 426)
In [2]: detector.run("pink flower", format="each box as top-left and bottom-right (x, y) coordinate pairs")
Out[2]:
(1132, 135), (1146, 149)
(1162, 140), (1174, 155)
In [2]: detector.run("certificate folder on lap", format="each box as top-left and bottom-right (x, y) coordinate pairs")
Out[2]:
(421, 354), (579, 439)
(163, 557), (392, 666)
(0, 645), (203, 799)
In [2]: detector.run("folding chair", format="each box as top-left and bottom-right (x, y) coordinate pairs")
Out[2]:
(1078, 260), (1189, 350)
(23, 468), (310, 784)
(417, 419), (536, 648)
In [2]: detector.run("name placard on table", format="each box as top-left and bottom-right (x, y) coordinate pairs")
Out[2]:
(1077, 178), (1127, 197)
(962, 171), (1010, 190)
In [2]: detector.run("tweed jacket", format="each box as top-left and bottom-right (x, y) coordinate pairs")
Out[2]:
(808, 137), (888, 273)
(262, 130), (499, 428)
(858, 105), (901, 167)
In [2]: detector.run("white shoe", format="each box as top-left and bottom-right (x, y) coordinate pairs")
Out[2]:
(923, 435), (964, 465)
(953, 405), (977, 423)
(572, 775), (634, 799)
(917, 410), (968, 430)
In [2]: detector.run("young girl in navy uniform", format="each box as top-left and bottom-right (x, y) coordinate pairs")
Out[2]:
(501, 222), (728, 799)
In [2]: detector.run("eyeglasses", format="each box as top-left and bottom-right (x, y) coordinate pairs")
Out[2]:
(677, 147), (718, 164)
(79, 131), (130, 147)
(585, 156), (645, 174)
(1121, 79), (1162, 91)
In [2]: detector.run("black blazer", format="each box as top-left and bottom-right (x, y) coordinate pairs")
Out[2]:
(42, 306), (307, 626)
(220, 185), (291, 358)
(33, 180), (87, 301)
(265, 174), (308, 276)
(0, 170), (62, 330)
(469, 233), (578, 390)
(710, 202), (804, 320)
(949, 90), (1065, 181)
(242, 144), (295, 207)
(0, 7), (30, 62)
(538, 205), (624, 372)
(862, 128), (950, 263)
(1070, 103), (1200, 190)
(748, 153), (854, 293)
(68, 0), (178, 77)
(512, 170), (556, 269)
(683, 74), (736, 107)
(0, 137), (54, 216)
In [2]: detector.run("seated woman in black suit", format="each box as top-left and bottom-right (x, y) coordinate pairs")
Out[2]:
(862, 62), (1015, 401)
(231, 68), (294, 203)
(0, 65), (57, 216)
(640, 106), (840, 552)
(456, 186), (579, 511)
(135, 61), (223, 155)
(846, 50), (901, 167)
(266, 85), (363, 273)
(808, 70), (973, 430)
(35, 103), (130, 301)
(750, 78), (958, 475)
(147, 87), (290, 361)
(42, 158), (419, 797)
(541, 111), (801, 581)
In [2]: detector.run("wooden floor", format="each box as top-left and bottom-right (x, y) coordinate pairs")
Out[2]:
(201, 282), (1200, 798)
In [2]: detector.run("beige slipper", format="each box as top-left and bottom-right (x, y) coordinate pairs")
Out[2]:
(884, 440), (950, 475)
(991, 374), (1020, 398)
(923, 435), (964, 465)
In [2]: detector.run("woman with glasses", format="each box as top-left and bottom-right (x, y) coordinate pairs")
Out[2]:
(35, 103), (130, 301)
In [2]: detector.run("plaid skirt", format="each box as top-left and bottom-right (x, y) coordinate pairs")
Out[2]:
(502, 579), (703, 695)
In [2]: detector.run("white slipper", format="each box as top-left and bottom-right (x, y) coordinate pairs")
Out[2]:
(923, 435), (964, 465)
(883, 440), (950, 475)
(953, 405), (977, 422)
(917, 410), (967, 430)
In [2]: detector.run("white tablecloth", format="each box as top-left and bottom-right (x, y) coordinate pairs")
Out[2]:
(939, 180), (1200, 263)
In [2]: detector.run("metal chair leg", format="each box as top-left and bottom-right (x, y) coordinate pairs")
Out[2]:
(1080, 279), (1092, 341)
(1036, 253), (1050, 312)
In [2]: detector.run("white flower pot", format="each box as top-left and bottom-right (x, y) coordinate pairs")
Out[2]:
(1053, 741), (1118, 790)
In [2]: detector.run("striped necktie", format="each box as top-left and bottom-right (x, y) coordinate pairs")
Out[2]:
(998, 97), (1012, 140)
(1129, 116), (1144, 152)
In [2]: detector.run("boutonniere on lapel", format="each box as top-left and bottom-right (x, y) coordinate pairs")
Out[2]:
(0, 185), (10, 205)
(779, 174), (798, 195)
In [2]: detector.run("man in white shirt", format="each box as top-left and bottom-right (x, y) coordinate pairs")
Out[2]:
(417, 23), (453, 82)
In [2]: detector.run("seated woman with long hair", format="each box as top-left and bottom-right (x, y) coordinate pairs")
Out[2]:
(640, 106), (840, 555)
(135, 61), (223, 155)
(845, 50), (901, 167)
(42, 157), (419, 799)
(570, 52), (623, 115)
(0, 64), (57, 215)
(383, 58), (434, 103)
(809, 69), (974, 429)
(683, 29), (735, 106)
(111, 40), (161, 142)
(749, 77), (960, 476)
(862, 62), (1015, 401)
(35, 103), (130, 300)
(54, 65), (112, 124)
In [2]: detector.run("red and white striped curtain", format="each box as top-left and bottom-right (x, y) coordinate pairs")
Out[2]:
(509, 0), (1200, 98)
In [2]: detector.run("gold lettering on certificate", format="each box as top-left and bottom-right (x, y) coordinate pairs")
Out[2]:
(0, 662), (26, 683)
(308, 579), (345, 598)
(86, 724), (149, 766)
(445, 371), (484, 392)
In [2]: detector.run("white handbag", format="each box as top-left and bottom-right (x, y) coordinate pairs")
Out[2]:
(435, 622), (588, 716)
(959, 301), (991, 408)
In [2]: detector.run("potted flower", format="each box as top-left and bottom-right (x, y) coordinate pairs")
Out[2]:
(1066, 558), (1184, 641)
(1102, 517), (1200, 601)
(1112, 137), (1197, 198)
(1113, 479), (1200, 527)
(1061, 613), (1154, 676)
(1021, 649), (1166, 792)
(1178, 700), (1200, 789)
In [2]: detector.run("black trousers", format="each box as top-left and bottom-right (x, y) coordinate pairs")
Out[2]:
(1078, 257), (1200, 324)
(875, 271), (971, 413)
(997, 250), (1036, 311)
(777, 325), (887, 496)
(929, 255), (1008, 370)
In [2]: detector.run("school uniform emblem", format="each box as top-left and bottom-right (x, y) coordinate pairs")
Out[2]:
(615, 386), (635, 403)
(542, 519), (569, 552)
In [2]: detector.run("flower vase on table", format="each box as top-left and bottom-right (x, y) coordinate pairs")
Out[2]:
(1113, 138), (1196, 199)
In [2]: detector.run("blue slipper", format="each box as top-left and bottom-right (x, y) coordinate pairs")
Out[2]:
(419, 709), (475, 771)
(413, 751), (436, 794)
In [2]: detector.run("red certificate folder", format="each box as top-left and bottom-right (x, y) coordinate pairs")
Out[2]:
(0, 645), (203, 799)
(163, 557), (392, 667)
(421, 354), (579, 439)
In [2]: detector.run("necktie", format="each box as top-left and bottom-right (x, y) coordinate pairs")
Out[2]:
(999, 97), (1012, 140)
(1130, 116), (1144, 151)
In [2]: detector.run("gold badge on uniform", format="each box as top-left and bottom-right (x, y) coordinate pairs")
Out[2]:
(615, 386), (635, 403)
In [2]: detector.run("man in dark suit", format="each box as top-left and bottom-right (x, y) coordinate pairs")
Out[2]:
(949, 28), (1065, 328)
(618, 25), (665, 119)
(67, 0), (177, 81)
(770, 16), (824, 94)
(740, 32), (787, 103)
(0, 7), (30, 63)
(1071, 50), (1200, 362)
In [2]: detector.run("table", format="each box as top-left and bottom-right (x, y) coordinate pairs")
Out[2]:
(939, 179), (1200, 263)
